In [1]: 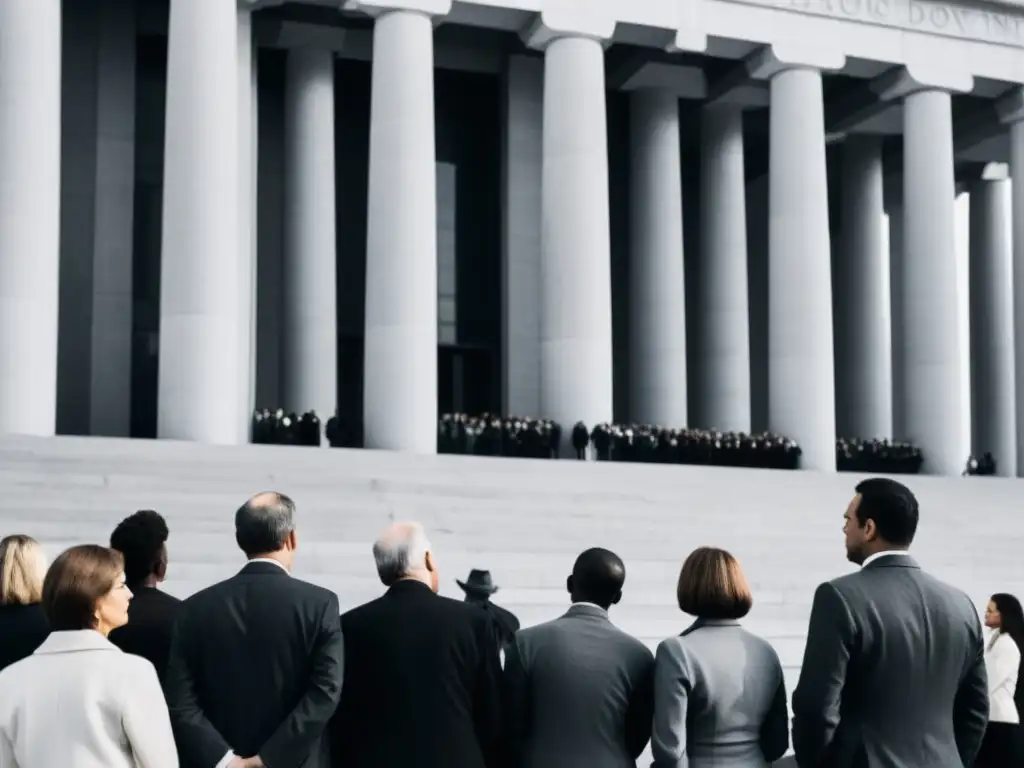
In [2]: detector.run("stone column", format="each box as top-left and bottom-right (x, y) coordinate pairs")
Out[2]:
(834, 135), (891, 440)
(159, 0), (243, 443)
(967, 170), (1016, 475)
(878, 67), (972, 475)
(748, 46), (843, 471)
(698, 105), (750, 432)
(525, 13), (616, 444)
(0, 0), (62, 436)
(349, 0), (450, 453)
(283, 47), (338, 420)
(628, 90), (687, 426)
(998, 89), (1024, 477)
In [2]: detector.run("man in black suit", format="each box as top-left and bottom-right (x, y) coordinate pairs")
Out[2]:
(792, 478), (988, 768)
(332, 521), (502, 768)
(108, 509), (181, 681)
(165, 492), (344, 768)
(457, 568), (520, 651)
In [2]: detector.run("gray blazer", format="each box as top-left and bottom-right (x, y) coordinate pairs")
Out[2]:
(502, 602), (655, 768)
(651, 619), (788, 768)
(791, 554), (989, 768)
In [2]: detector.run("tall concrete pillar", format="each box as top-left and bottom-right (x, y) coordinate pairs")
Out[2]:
(749, 46), (843, 471)
(524, 13), (616, 444)
(698, 105), (750, 432)
(998, 89), (1024, 477)
(885, 187), (907, 440)
(0, 0), (62, 436)
(351, 0), (450, 453)
(159, 0), (243, 443)
(283, 48), (338, 420)
(834, 135), (891, 440)
(628, 90), (687, 426)
(878, 67), (972, 475)
(968, 172), (1016, 475)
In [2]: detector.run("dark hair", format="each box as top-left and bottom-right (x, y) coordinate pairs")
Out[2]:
(110, 510), (169, 588)
(43, 545), (124, 631)
(854, 478), (919, 546)
(992, 593), (1024, 651)
(677, 546), (753, 620)
(235, 492), (296, 556)
(571, 548), (625, 608)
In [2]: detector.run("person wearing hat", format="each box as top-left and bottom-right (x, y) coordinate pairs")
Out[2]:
(457, 569), (520, 650)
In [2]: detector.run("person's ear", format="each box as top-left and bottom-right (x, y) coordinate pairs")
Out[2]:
(565, 575), (573, 595)
(287, 530), (298, 551)
(611, 591), (622, 606)
(863, 518), (878, 542)
(425, 551), (436, 573)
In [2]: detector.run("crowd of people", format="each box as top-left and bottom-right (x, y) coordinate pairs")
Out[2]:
(0, 479), (1019, 767)
(250, 409), (944, 475)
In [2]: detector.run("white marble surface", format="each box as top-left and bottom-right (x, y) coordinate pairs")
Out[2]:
(1, 435), (1020, 760)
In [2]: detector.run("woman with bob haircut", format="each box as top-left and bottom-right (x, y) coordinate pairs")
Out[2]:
(0, 544), (177, 768)
(0, 535), (50, 671)
(651, 546), (788, 768)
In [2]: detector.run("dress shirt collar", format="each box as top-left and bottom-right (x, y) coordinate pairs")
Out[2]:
(565, 601), (609, 620)
(244, 557), (290, 574)
(861, 550), (912, 568)
(34, 629), (117, 656)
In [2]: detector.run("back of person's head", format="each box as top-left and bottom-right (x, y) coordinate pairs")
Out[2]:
(0, 535), (47, 606)
(676, 546), (753, 621)
(372, 522), (438, 591)
(110, 509), (169, 589)
(43, 545), (128, 633)
(235, 492), (297, 563)
(567, 547), (626, 610)
(853, 477), (919, 547)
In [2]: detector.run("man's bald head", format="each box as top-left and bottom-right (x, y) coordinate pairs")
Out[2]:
(567, 547), (626, 609)
(235, 491), (296, 557)
(373, 522), (435, 589)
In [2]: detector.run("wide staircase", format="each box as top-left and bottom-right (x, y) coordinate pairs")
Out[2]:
(1, 434), (1021, 763)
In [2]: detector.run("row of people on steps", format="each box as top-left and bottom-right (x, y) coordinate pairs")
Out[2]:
(0, 478), (1015, 766)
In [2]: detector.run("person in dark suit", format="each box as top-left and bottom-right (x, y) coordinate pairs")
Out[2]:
(792, 477), (989, 768)
(0, 535), (49, 672)
(503, 547), (654, 768)
(457, 569), (520, 651)
(108, 509), (181, 681)
(332, 521), (502, 768)
(165, 492), (344, 768)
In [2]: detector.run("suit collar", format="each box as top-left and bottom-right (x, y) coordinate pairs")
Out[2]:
(564, 602), (609, 621)
(386, 579), (435, 596)
(862, 552), (919, 570)
(681, 617), (740, 636)
(34, 630), (117, 656)
(240, 559), (290, 576)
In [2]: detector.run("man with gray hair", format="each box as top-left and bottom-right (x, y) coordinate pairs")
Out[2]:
(166, 492), (344, 768)
(331, 521), (502, 768)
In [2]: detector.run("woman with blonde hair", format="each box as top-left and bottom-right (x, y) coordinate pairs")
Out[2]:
(0, 535), (49, 671)
(652, 546), (788, 767)
(0, 544), (177, 767)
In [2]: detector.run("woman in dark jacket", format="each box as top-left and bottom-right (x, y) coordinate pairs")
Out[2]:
(0, 534), (50, 671)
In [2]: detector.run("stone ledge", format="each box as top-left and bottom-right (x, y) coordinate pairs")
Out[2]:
(520, 4), (617, 50)
(746, 43), (845, 80)
(872, 64), (973, 101)
(343, 0), (453, 18)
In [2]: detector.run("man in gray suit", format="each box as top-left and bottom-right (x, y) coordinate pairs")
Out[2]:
(792, 477), (989, 768)
(502, 547), (654, 768)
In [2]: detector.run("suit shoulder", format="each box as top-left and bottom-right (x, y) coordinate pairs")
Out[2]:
(115, 648), (161, 681)
(288, 577), (339, 606)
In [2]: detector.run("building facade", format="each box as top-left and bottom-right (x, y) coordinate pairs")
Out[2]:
(0, 0), (1022, 476)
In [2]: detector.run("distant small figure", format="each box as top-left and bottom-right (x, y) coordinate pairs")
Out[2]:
(457, 569), (520, 650)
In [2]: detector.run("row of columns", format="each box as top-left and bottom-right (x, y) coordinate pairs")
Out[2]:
(1, 0), (1022, 475)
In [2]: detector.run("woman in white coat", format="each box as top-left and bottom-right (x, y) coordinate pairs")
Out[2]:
(977, 592), (1024, 767)
(0, 544), (178, 768)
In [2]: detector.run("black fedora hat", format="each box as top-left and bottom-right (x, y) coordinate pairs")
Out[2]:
(457, 569), (499, 596)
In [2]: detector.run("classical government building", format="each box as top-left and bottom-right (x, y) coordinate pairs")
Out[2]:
(2, 0), (1023, 476)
